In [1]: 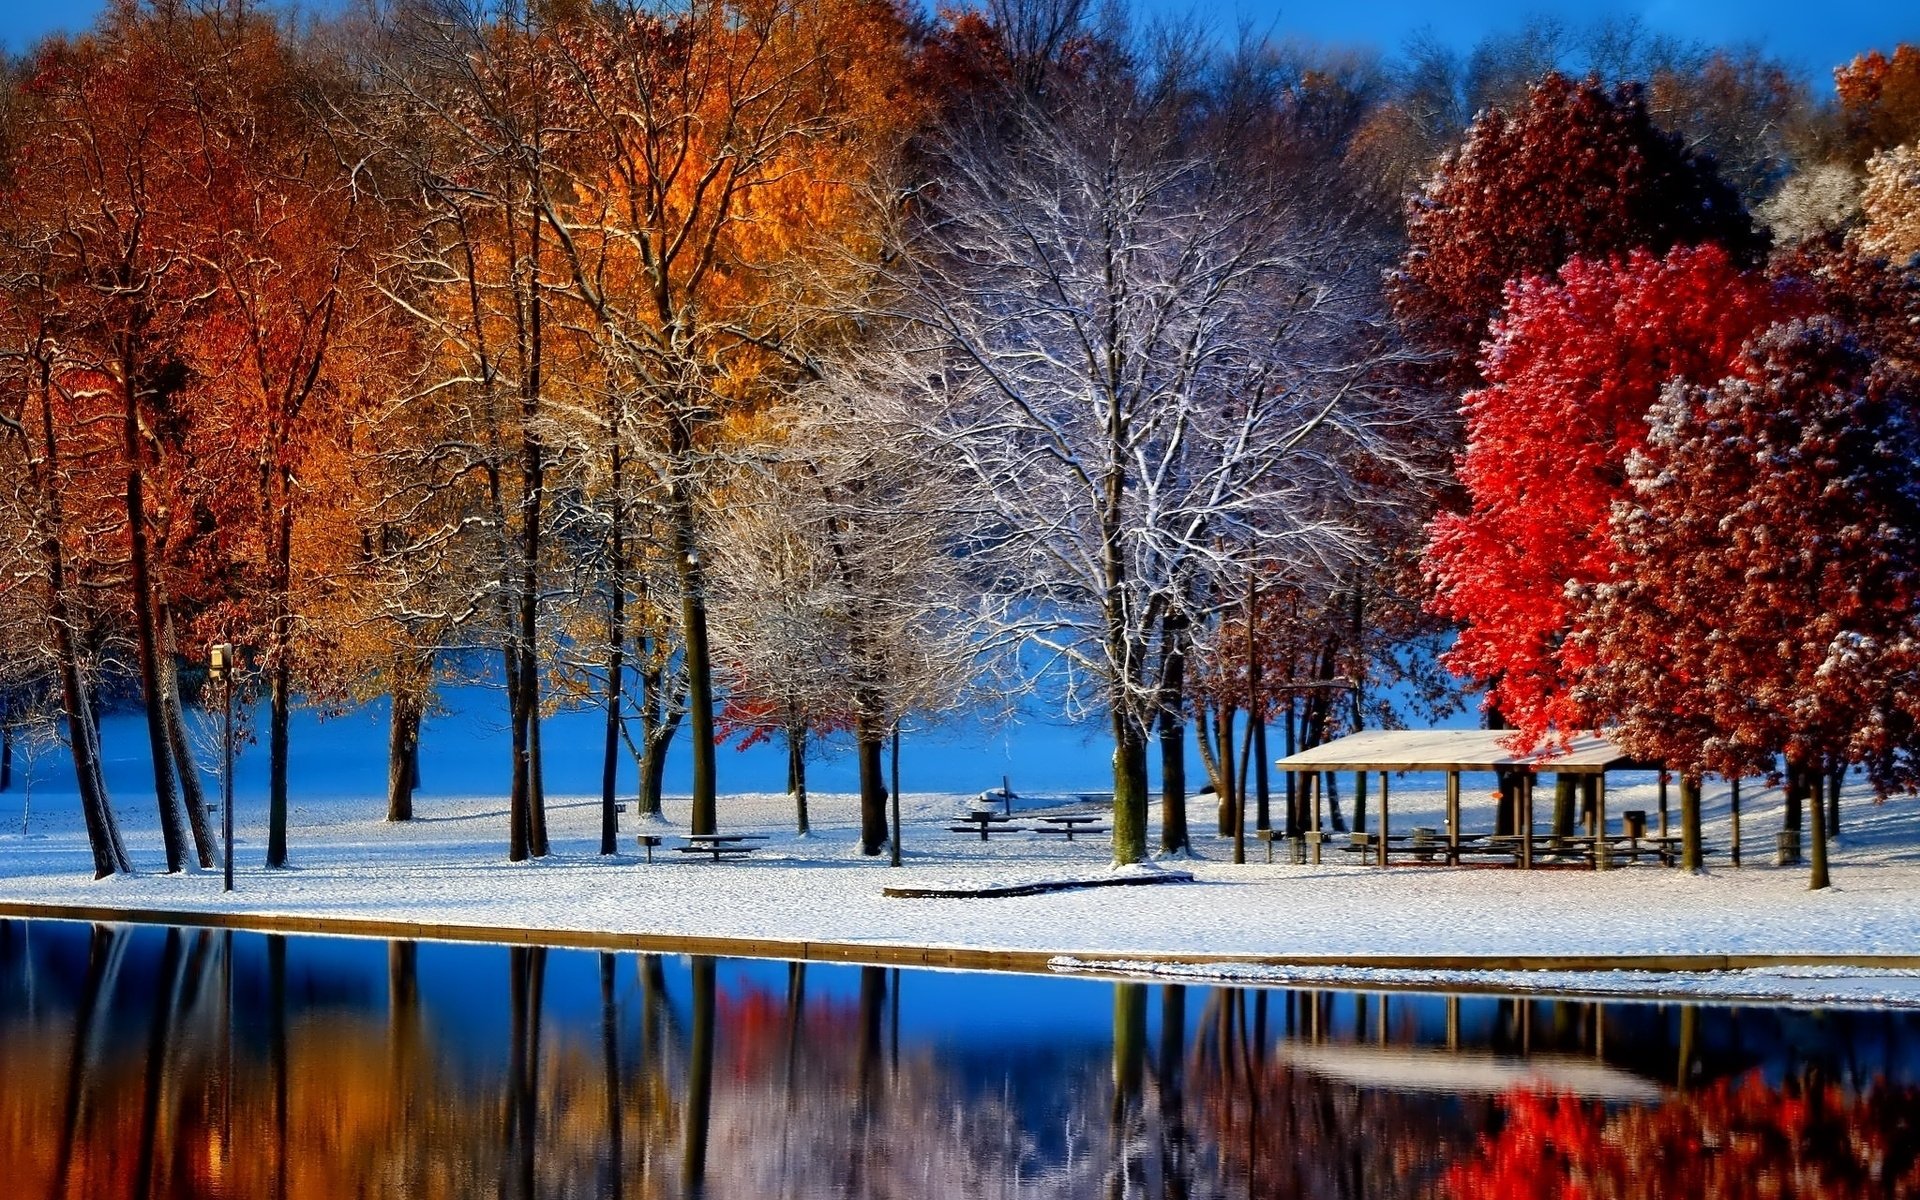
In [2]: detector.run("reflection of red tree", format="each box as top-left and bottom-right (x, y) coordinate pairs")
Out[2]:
(716, 984), (858, 1082)
(1446, 1075), (1920, 1200)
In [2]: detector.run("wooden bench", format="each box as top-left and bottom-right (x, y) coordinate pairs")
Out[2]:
(635, 833), (662, 863)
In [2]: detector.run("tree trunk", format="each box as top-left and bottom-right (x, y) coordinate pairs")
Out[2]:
(1784, 768), (1805, 834)
(600, 414), (626, 855)
(57, 644), (127, 877)
(1156, 612), (1190, 855)
(387, 657), (426, 822)
(788, 725), (809, 835)
(669, 473), (718, 836)
(27, 376), (128, 875)
(527, 675), (548, 856)
(1551, 775), (1576, 844)
(1214, 700), (1236, 838)
(1680, 774), (1703, 872)
(506, 641), (531, 862)
(1251, 712), (1270, 834)
(1112, 711), (1152, 865)
(159, 612), (214, 867)
(634, 649), (675, 819)
(857, 723), (887, 856)
(266, 490), (294, 870)
(1806, 763), (1832, 890)
(126, 462), (190, 873)
(889, 724), (902, 868)
(1352, 770), (1368, 834)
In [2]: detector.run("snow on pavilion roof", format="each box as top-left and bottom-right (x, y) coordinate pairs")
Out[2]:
(1273, 728), (1632, 774)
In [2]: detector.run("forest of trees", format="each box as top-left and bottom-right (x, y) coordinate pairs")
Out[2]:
(0, 0), (1917, 883)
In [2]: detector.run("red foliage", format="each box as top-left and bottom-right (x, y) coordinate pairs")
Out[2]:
(1391, 73), (1764, 385)
(1447, 1075), (1920, 1200)
(1424, 246), (1785, 743)
(1571, 317), (1920, 786)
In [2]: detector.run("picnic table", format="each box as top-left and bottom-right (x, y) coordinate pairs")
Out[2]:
(675, 833), (768, 862)
(948, 811), (1023, 841)
(1035, 815), (1109, 842)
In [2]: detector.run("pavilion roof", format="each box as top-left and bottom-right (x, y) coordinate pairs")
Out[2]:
(1274, 728), (1633, 775)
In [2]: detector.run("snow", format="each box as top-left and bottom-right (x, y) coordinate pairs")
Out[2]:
(1049, 960), (1920, 1010)
(4, 690), (1920, 991)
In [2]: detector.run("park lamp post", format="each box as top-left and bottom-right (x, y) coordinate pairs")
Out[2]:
(209, 643), (237, 893)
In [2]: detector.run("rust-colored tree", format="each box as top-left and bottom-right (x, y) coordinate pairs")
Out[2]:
(1835, 44), (1920, 161)
(1390, 72), (1765, 387)
(1572, 318), (1920, 888)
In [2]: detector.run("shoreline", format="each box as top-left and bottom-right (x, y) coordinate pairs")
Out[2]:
(7, 898), (1920, 1009)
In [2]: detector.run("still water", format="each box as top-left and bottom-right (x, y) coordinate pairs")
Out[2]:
(1, 919), (1916, 1199)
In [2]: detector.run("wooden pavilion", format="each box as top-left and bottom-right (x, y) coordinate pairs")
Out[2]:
(1274, 729), (1641, 869)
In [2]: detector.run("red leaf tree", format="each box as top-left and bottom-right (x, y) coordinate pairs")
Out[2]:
(1390, 72), (1765, 386)
(1424, 245), (1785, 741)
(1571, 317), (1920, 888)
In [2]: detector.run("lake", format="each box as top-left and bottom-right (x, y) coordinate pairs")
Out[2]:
(1, 919), (1915, 1198)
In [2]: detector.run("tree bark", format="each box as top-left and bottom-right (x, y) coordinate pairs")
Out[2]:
(386, 654), (428, 823)
(669, 467), (718, 837)
(1214, 699), (1237, 838)
(857, 723), (888, 855)
(788, 725), (809, 835)
(28, 377), (128, 875)
(266, 488), (294, 870)
(1680, 774), (1703, 872)
(158, 612), (214, 867)
(599, 459), (625, 855)
(127, 460), (190, 873)
(1551, 775), (1576, 843)
(1156, 609), (1190, 854)
(1806, 763), (1832, 890)
(1112, 711), (1152, 865)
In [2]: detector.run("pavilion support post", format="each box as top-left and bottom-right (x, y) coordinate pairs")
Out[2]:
(1377, 771), (1389, 868)
(1310, 772), (1322, 864)
(1446, 771), (1460, 864)
(1729, 778), (1742, 868)
(1595, 775), (1610, 871)
(1520, 772), (1534, 870)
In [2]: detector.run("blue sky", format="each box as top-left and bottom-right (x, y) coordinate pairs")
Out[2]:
(0, 1), (1912, 79)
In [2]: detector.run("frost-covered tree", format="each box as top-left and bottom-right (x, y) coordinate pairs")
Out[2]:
(712, 385), (990, 853)
(849, 80), (1423, 863)
(1758, 163), (1863, 247)
(1860, 143), (1920, 263)
(1572, 318), (1920, 887)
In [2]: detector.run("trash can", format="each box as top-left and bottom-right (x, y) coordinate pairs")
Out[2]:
(1622, 810), (1647, 840)
(1776, 828), (1803, 866)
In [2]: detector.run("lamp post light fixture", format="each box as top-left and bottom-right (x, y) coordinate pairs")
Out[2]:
(209, 643), (236, 893)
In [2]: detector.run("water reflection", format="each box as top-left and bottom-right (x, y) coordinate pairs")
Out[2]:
(1, 919), (1917, 1198)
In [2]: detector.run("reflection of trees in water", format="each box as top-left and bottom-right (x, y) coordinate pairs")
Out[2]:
(3, 922), (1919, 1200)
(1445, 1075), (1920, 1199)
(1184, 987), (1483, 1200)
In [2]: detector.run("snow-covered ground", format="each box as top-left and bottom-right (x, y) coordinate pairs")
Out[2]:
(3, 692), (1920, 1005)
